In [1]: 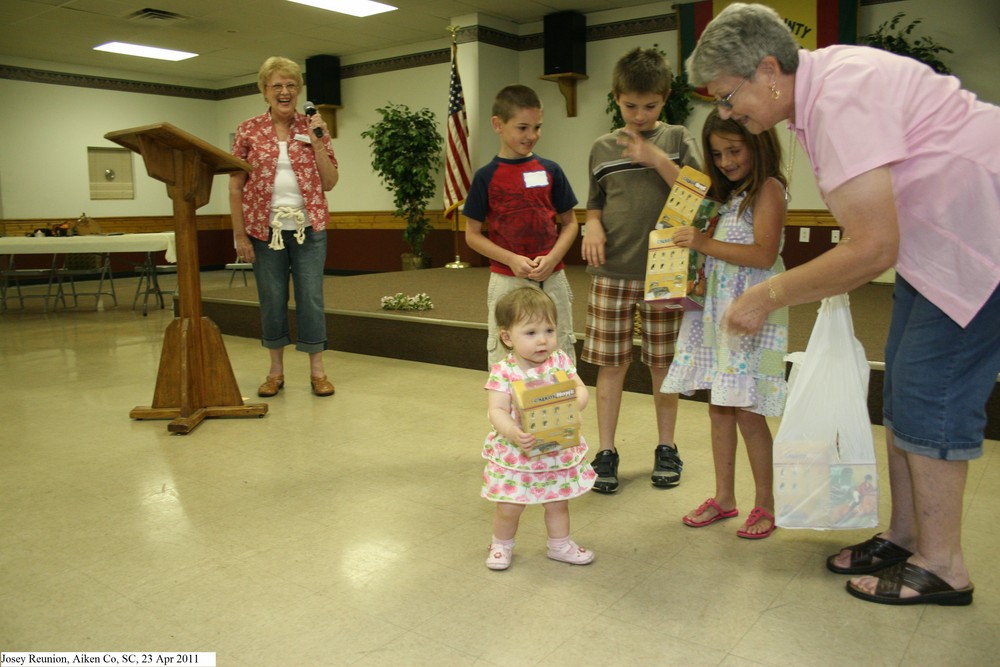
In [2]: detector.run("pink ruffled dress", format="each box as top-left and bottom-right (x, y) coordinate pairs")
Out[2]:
(481, 350), (596, 504)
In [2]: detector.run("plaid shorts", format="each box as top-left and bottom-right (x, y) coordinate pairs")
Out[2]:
(581, 275), (681, 368)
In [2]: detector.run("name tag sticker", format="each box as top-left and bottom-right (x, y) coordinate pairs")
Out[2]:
(523, 170), (549, 188)
(293, 133), (311, 143)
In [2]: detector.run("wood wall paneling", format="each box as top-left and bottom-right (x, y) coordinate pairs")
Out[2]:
(1, 210), (839, 273)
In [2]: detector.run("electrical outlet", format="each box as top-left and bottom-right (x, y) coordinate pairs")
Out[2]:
(799, 227), (810, 243)
(831, 229), (841, 243)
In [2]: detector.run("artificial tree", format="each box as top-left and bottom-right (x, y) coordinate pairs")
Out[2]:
(361, 103), (443, 267)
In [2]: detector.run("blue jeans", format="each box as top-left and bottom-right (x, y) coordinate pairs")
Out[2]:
(250, 228), (327, 354)
(884, 275), (1000, 461)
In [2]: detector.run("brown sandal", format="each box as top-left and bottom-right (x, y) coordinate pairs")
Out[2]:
(311, 375), (335, 397)
(257, 375), (284, 397)
(826, 534), (912, 575)
(846, 562), (973, 606)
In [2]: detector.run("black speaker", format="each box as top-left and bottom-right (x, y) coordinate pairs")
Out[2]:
(543, 11), (586, 76)
(305, 55), (341, 106)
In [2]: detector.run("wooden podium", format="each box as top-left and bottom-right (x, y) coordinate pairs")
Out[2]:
(106, 122), (267, 434)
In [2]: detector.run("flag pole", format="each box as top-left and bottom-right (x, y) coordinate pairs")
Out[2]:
(444, 25), (470, 268)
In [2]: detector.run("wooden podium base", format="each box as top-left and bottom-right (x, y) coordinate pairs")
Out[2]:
(130, 316), (267, 434)
(130, 404), (268, 434)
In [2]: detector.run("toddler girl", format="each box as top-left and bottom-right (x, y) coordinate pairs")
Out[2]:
(481, 287), (596, 569)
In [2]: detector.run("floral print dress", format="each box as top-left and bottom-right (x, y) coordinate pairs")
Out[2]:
(481, 350), (596, 504)
(661, 188), (789, 416)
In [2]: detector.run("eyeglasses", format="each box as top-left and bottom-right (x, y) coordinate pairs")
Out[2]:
(269, 83), (299, 93)
(716, 77), (748, 111)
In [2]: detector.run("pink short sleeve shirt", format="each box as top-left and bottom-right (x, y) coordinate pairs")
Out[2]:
(790, 46), (1000, 327)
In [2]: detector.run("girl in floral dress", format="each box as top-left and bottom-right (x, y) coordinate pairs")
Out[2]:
(481, 287), (596, 570)
(661, 109), (789, 539)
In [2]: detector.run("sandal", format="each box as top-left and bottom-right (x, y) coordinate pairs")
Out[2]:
(682, 498), (738, 527)
(736, 507), (776, 539)
(846, 562), (973, 606)
(826, 534), (912, 575)
(257, 374), (284, 397)
(311, 375), (335, 397)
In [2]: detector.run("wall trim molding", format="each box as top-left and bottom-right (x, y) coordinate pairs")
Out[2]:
(0, 14), (672, 100)
(1, 208), (836, 237)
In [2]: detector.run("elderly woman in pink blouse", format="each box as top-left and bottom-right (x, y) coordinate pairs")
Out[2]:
(687, 3), (1000, 606)
(230, 56), (339, 398)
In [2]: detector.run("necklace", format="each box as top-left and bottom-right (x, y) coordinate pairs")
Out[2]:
(784, 124), (796, 201)
(786, 125), (796, 183)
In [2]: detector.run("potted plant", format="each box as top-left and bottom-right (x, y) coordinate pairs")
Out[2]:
(860, 12), (953, 74)
(361, 103), (444, 269)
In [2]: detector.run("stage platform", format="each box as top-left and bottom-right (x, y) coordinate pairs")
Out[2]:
(197, 265), (998, 439)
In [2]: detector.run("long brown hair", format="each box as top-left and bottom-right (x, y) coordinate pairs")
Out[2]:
(701, 108), (785, 216)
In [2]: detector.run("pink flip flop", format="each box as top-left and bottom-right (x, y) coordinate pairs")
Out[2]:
(736, 507), (776, 539)
(683, 498), (739, 527)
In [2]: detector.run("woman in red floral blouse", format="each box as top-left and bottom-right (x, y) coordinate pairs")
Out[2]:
(230, 56), (339, 397)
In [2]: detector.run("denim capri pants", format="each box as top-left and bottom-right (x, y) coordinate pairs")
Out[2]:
(883, 275), (1000, 461)
(250, 227), (328, 354)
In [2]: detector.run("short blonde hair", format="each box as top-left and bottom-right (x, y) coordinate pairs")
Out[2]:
(257, 56), (303, 95)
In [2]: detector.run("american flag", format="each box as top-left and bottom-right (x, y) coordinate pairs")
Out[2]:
(443, 41), (471, 220)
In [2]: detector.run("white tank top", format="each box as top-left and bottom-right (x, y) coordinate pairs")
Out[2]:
(270, 141), (305, 229)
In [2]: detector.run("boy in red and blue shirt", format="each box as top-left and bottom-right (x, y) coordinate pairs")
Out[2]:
(464, 84), (579, 368)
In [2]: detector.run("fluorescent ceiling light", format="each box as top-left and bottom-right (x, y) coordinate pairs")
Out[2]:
(94, 42), (197, 61)
(287, 0), (397, 18)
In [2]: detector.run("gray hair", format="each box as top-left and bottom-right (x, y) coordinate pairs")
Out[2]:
(685, 3), (799, 86)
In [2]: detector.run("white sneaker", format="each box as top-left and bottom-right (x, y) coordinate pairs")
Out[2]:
(486, 541), (514, 570)
(547, 539), (595, 565)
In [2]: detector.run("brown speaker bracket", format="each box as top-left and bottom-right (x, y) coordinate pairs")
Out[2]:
(539, 73), (588, 117)
(317, 104), (342, 139)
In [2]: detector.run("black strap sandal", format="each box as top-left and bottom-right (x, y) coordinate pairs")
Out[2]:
(846, 562), (974, 606)
(826, 534), (912, 574)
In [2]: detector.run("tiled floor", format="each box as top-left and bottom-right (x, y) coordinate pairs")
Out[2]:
(2, 272), (998, 666)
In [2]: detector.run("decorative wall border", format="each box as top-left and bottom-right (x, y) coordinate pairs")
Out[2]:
(0, 13), (672, 100)
(0, 1), (896, 100)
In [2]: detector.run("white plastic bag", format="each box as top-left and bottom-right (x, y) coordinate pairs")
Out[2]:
(774, 294), (879, 530)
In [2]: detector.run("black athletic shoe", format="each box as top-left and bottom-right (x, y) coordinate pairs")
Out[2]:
(651, 444), (683, 488)
(591, 449), (620, 494)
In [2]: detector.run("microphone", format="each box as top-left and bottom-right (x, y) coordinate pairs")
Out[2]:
(304, 101), (323, 138)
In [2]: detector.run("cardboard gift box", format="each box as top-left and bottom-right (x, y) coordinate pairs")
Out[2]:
(512, 371), (580, 458)
(644, 166), (719, 310)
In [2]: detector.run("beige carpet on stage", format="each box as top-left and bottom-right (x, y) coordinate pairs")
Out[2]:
(211, 265), (893, 361)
